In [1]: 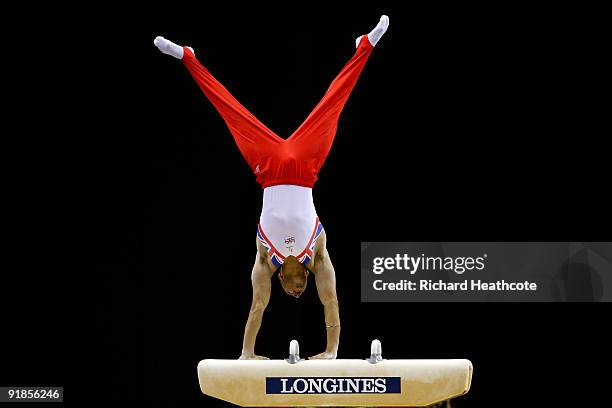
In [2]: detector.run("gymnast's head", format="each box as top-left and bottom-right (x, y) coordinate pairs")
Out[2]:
(278, 256), (309, 298)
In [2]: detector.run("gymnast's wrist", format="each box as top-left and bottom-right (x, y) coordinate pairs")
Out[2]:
(324, 347), (338, 356)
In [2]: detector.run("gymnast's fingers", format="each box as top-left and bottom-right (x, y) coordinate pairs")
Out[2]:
(309, 352), (335, 360)
(238, 354), (269, 360)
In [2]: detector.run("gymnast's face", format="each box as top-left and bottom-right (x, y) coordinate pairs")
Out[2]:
(278, 257), (309, 298)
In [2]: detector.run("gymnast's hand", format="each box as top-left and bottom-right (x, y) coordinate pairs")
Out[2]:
(308, 351), (337, 360)
(238, 353), (270, 360)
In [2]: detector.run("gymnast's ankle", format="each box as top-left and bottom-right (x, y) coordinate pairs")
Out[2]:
(355, 15), (390, 48)
(154, 36), (194, 59)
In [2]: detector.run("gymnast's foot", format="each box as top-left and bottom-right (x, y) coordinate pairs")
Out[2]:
(153, 36), (194, 59)
(356, 15), (390, 48)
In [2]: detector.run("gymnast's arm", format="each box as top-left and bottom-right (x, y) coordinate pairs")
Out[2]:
(239, 243), (273, 360)
(310, 231), (340, 359)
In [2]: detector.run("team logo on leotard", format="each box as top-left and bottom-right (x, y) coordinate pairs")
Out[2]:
(255, 165), (260, 173)
(285, 237), (296, 244)
(257, 220), (324, 267)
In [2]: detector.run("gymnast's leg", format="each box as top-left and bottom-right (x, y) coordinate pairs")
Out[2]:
(154, 36), (280, 171)
(288, 16), (389, 166)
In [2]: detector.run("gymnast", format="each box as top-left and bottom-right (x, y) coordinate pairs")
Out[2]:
(154, 15), (389, 360)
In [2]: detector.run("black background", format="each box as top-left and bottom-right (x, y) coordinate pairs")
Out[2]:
(3, 2), (610, 407)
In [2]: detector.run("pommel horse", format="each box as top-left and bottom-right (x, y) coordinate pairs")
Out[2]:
(197, 340), (473, 407)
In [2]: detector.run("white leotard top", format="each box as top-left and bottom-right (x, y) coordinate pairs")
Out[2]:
(257, 185), (323, 268)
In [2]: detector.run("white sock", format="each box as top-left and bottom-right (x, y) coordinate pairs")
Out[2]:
(154, 36), (194, 59)
(356, 15), (390, 48)
(355, 35), (364, 49)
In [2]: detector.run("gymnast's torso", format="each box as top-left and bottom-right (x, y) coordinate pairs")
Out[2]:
(257, 184), (324, 268)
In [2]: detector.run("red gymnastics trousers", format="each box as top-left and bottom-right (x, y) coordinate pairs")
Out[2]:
(181, 35), (374, 189)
